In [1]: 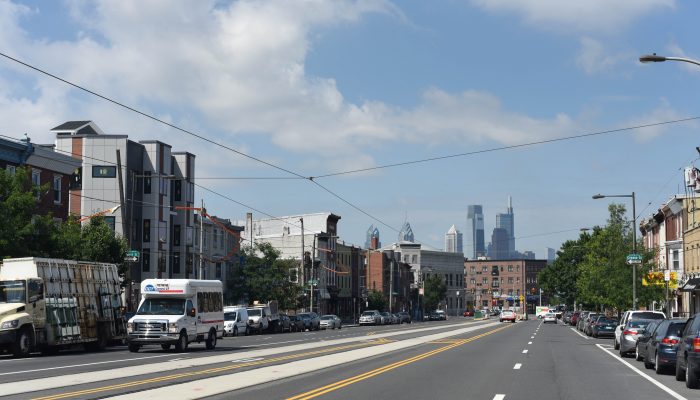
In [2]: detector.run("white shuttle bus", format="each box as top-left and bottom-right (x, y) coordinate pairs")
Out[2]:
(126, 279), (223, 352)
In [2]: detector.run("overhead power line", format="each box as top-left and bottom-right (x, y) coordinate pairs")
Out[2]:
(311, 116), (700, 179)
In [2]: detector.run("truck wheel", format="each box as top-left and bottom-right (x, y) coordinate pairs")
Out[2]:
(175, 332), (188, 353)
(12, 327), (33, 358)
(161, 344), (171, 351)
(128, 343), (140, 353)
(205, 329), (217, 350)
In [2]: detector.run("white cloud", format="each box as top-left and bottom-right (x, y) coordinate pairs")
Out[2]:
(576, 37), (633, 75)
(470, 0), (675, 34)
(622, 98), (697, 142)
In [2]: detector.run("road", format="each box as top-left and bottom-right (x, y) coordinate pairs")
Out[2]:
(0, 318), (697, 399)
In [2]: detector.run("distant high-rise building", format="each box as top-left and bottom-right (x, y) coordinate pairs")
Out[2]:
(466, 205), (485, 259)
(398, 221), (414, 242)
(496, 196), (515, 258)
(444, 225), (463, 254)
(490, 228), (510, 259)
(545, 247), (556, 263)
(365, 225), (381, 249)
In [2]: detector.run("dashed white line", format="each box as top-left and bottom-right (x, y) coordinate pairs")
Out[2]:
(528, 341), (532, 344)
(493, 395), (506, 400)
(522, 349), (528, 354)
(513, 363), (522, 370)
(530, 336), (535, 339)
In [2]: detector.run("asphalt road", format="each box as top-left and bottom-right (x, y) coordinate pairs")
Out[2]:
(1, 318), (698, 399)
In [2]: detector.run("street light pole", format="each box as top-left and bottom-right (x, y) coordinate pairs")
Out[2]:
(640, 53), (700, 67)
(593, 192), (637, 309)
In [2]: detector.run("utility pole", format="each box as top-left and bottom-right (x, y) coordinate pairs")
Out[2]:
(300, 218), (305, 288)
(389, 259), (394, 313)
(199, 199), (205, 280)
(310, 234), (316, 313)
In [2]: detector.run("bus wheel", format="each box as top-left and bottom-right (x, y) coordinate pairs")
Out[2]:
(205, 329), (217, 350)
(175, 332), (188, 353)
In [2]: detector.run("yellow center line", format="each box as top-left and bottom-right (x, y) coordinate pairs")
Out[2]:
(286, 325), (511, 400)
(31, 340), (385, 400)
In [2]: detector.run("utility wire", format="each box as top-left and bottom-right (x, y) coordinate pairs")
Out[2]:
(311, 116), (700, 179)
(0, 51), (307, 179)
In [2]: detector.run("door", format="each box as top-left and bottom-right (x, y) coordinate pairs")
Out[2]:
(185, 299), (196, 338)
(28, 279), (46, 329)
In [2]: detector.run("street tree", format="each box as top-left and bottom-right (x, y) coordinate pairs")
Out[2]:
(367, 290), (387, 311)
(424, 274), (446, 311)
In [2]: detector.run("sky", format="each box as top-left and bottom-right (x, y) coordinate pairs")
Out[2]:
(1, 0), (699, 258)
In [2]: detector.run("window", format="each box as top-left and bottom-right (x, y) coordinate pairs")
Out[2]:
(92, 166), (116, 178)
(143, 171), (152, 194)
(508, 277), (514, 284)
(6, 165), (15, 175)
(32, 169), (41, 200)
(173, 180), (182, 201)
(492, 280), (499, 288)
(470, 278), (476, 285)
(672, 250), (680, 270)
(482, 277), (488, 284)
(213, 229), (218, 249)
(53, 176), (61, 204)
(412, 255), (417, 263)
(173, 225), (181, 246)
(507, 265), (513, 272)
(173, 252), (181, 274)
(142, 249), (151, 272)
(404, 254), (409, 262)
(470, 266), (476, 273)
(482, 266), (488, 272)
(143, 219), (151, 242)
(216, 262), (222, 279)
(104, 216), (116, 231)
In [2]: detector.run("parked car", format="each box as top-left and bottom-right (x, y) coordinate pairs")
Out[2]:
(246, 307), (270, 334)
(398, 311), (412, 323)
(637, 318), (687, 374)
(429, 310), (447, 321)
(278, 313), (292, 333)
(288, 315), (305, 332)
(614, 310), (666, 350)
(563, 311), (572, 324)
(298, 312), (320, 331)
(590, 316), (618, 338)
(619, 319), (653, 357)
(320, 314), (342, 330)
(463, 310), (474, 317)
(583, 313), (600, 336)
(500, 310), (517, 323)
(675, 313), (700, 388)
(635, 320), (661, 363)
(223, 306), (249, 337)
(570, 311), (581, 326)
(577, 311), (590, 331)
(380, 312), (393, 324)
(543, 312), (557, 324)
(359, 310), (381, 326)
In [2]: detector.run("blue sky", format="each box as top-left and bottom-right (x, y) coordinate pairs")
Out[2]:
(1, 0), (699, 257)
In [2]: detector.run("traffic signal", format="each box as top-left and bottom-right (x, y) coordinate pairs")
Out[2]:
(289, 267), (299, 283)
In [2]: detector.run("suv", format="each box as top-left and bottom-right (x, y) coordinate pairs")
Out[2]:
(614, 310), (665, 350)
(676, 313), (700, 388)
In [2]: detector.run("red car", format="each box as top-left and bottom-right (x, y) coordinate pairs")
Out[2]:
(463, 310), (474, 317)
(570, 311), (581, 326)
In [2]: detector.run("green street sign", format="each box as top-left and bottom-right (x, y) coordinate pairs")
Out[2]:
(626, 253), (642, 264)
(127, 250), (140, 258)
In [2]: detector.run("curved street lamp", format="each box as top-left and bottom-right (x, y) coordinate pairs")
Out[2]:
(639, 53), (700, 67)
(592, 192), (637, 309)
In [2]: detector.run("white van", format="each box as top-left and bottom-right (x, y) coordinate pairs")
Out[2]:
(127, 279), (223, 352)
(223, 306), (249, 336)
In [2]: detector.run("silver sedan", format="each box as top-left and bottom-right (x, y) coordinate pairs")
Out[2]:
(619, 319), (652, 356)
(319, 314), (342, 330)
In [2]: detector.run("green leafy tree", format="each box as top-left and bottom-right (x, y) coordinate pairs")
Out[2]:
(229, 242), (302, 310)
(0, 167), (59, 258)
(367, 290), (387, 311)
(424, 274), (446, 311)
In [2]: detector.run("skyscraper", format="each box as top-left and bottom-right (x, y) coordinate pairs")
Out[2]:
(444, 225), (463, 254)
(466, 205), (485, 259)
(365, 225), (381, 249)
(496, 196), (515, 258)
(398, 221), (414, 242)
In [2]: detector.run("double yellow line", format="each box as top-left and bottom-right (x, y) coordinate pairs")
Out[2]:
(286, 325), (510, 400)
(32, 340), (383, 400)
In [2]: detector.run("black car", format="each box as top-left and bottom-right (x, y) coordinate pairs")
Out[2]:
(278, 313), (292, 333)
(635, 320), (661, 363)
(638, 318), (687, 374)
(288, 315), (305, 332)
(298, 312), (320, 331)
(590, 316), (618, 338)
(676, 313), (700, 388)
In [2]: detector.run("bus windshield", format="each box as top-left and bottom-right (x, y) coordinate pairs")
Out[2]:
(136, 298), (186, 315)
(0, 280), (26, 303)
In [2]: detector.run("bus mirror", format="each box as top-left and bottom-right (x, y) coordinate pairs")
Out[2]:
(188, 308), (196, 317)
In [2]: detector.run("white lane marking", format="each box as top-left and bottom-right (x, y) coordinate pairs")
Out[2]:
(528, 341), (532, 344)
(513, 363), (522, 370)
(493, 395), (506, 400)
(530, 336), (535, 339)
(0, 354), (180, 376)
(522, 349), (528, 354)
(595, 344), (687, 400)
(258, 339), (304, 346)
(231, 357), (264, 363)
(570, 327), (589, 340)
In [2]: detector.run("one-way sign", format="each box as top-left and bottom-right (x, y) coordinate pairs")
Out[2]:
(626, 253), (642, 265)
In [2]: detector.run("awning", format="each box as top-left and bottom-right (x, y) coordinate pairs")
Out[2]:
(680, 278), (700, 292)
